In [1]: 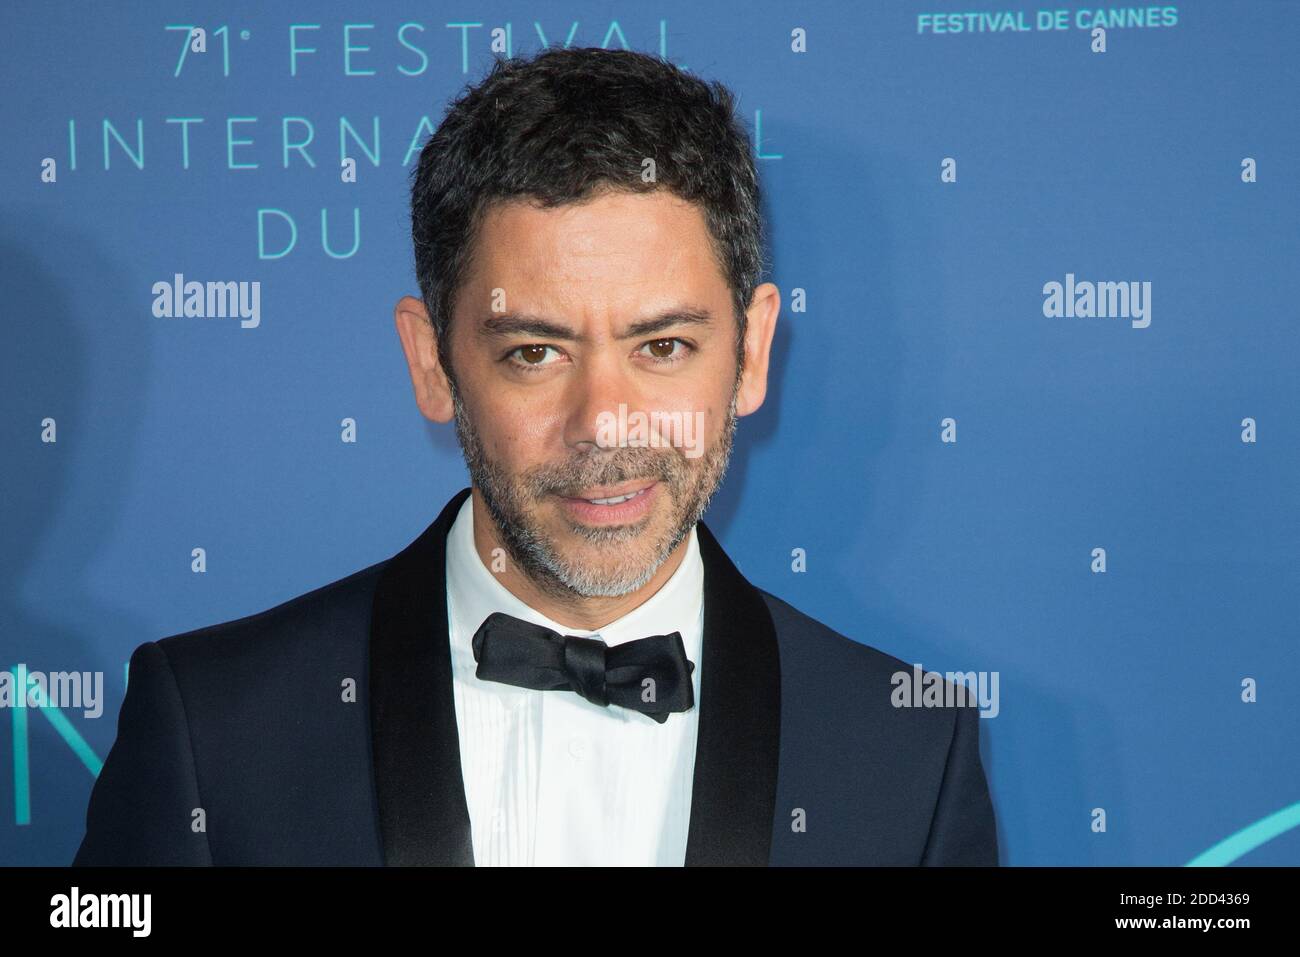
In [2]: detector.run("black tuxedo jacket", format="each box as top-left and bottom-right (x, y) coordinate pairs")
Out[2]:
(73, 487), (998, 866)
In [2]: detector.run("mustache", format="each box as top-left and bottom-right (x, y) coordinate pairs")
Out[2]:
(525, 448), (681, 497)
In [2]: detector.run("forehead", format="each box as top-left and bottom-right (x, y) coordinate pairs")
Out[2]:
(462, 190), (729, 310)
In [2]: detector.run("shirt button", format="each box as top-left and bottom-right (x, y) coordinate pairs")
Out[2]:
(568, 736), (587, 760)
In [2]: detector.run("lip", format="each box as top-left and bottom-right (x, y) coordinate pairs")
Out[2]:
(562, 479), (657, 501)
(555, 480), (659, 525)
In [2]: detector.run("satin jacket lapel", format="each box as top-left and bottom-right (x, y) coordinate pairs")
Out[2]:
(369, 487), (782, 866)
(370, 486), (474, 865)
(685, 519), (781, 865)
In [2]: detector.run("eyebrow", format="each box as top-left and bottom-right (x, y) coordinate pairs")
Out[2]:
(477, 307), (715, 342)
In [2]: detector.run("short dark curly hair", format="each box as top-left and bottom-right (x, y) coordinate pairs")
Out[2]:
(409, 46), (765, 383)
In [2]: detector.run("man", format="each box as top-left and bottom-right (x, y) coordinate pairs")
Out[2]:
(73, 47), (997, 866)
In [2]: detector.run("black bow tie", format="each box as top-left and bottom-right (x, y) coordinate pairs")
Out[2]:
(471, 612), (696, 723)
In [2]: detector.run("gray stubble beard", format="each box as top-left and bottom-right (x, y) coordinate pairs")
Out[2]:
(449, 378), (738, 600)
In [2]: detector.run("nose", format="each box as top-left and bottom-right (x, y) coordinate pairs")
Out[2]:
(562, 351), (637, 455)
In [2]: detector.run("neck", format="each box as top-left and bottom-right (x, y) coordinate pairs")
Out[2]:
(469, 488), (689, 631)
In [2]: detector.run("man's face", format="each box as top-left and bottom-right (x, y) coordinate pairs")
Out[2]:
(444, 189), (741, 599)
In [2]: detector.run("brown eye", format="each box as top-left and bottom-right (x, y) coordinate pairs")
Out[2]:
(504, 344), (562, 371)
(646, 338), (678, 359)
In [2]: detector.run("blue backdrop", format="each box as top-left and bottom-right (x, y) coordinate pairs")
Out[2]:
(2, 0), (1297, 866)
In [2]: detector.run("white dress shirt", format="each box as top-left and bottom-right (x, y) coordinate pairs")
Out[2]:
(444, 493), (705, 865)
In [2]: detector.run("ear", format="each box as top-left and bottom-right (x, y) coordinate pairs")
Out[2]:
(734, 282), (780, 417)
(394, 296), (455, 423)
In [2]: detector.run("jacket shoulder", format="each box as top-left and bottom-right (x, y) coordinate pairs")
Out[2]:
(754, 585), (967, 775)
(756, 587), (917, 680)
(154, 558), (390, 669)
(756, 587), (998, 865)
(756, 586), (976, 733)
(74, 558), (393, 865)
